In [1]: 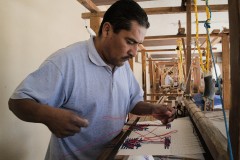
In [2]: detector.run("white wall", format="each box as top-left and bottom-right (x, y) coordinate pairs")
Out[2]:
(0, 0), (89, 159)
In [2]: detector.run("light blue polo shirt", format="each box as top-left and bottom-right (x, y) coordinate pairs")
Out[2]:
(11, 37), (144, 160)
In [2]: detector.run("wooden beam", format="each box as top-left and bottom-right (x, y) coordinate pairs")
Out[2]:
(145, 33), (219, 40)
(154, 63), (160, 95)
(145, 100), (158, 103)
(185, 0), (191, 94)
(157, 61), (177, 65)
(143, 39), (187, 46)
(150, 52), (222, 59)
(229, 0), (240, 159)
(184, 99), (228, 159)
(192, 57), (201, 92)
(200, 29), (220, 48)
(141, 47), (217, 52)
(146, 93), (183, 96)
(221, 34), (230, 110)
(91, 0), (155, 6)
(128, 59), (134, 71)
(141, 50), (147, 101)
(152, 62), (157, 100)
(200, 29), (221, 48)
(181, 38), (187, 61)
(90, 16), (101, 35)
(146, 59), (177, 63)
(143, 34), (220, 47)
(148, 58), (153, 89)
(77, 0), (100, 13)
(82, 4), (228, 19)
(138, 44), (146, 51)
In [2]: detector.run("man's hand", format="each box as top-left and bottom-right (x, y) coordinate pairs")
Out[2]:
(131, 101), (176, 125)
(152, 103), (176, 124)
(9, 99), (89, 138)
(45, 108), (89, 138)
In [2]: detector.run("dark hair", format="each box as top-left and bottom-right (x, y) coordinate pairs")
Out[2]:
(98, 0), (150, 36)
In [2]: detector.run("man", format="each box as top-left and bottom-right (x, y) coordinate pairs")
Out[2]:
(165, 71), (174, 86)
(9, 0), (176, 159)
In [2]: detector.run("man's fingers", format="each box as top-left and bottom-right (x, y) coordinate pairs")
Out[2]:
(57, 131), (76, 138)
(67, 125), (81, 133)
(165, 108), (176, 117)
(161, 118), (168, 125)
(74, 116), (89, 128)
(167, 114), (176, 123)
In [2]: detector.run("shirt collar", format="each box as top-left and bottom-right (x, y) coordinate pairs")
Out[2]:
(87, 36), (121, 72)
(87, 36), (107, 67)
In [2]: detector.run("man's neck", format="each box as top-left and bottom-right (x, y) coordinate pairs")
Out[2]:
(93, 36), (115, 69)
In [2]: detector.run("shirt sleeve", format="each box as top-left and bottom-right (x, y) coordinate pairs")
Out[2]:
(11, 60), (66, 107)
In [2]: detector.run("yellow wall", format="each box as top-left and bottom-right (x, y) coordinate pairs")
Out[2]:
(0, 0), (89, 159)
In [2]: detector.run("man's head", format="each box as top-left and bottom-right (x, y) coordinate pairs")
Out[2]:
(95, 0), (150, 67)
(98, 0), (150, 36)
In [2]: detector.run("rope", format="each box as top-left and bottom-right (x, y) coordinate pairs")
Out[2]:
(177, 39), (185, 84)
(203, 1), (233, 159)
(193, 0), (210, 74)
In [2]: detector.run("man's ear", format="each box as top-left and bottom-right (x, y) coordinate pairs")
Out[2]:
(102, 22), (112, 37)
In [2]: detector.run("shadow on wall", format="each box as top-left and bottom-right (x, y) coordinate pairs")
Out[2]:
(0, 108), (50, 160)
(0, 140), (28, 160)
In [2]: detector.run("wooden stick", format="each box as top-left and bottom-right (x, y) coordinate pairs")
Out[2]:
(184, 98), (228, 160)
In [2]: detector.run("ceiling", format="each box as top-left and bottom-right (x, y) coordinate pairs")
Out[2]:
(78, 0), (229, 60)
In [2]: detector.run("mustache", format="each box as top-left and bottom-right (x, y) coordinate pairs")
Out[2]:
(122, 53), (133, 60)
(122, 56), (132, 61)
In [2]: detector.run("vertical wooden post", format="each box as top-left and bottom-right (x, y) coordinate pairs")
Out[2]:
(229, 0), (240, 159)
(148, 58), (155, 100)
(181, 38), (187, 79)
(155, 64), (160, 94)
(193, 57), (201, 92)
(141, 50), (147, 101)
(90, 16), (101, 36)
(161, 65), (166, 86)
(149, 58), (153, 89)
(186, 0), (192, 94)
(152, 63), (157, 100)
(221, 34), (231, 109)
(129, 59), (134, 71)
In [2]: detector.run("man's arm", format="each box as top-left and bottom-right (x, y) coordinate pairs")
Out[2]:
(8, 98), (88, 138)
(131, 101), (176, 124)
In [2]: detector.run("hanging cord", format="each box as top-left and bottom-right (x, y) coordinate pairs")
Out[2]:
(193, 0), (208, 74)
(204, 1), (211, 73)
(204, 1), (234, 159)
(176, 39), (185, 84)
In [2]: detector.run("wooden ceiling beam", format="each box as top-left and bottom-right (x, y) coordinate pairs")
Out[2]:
(91, 0), (155, 6)
(143, 37), (207, 47)
(200, 29), (221, 48)
(142, 47), (217, 52)
(150, 52), (222, 59)
(82, 4), (228, 19)
(142, 33), (222, 47)
(77, 0), (100, 13)
(144, 33), (219, 40)
(146, 61), (178, 65)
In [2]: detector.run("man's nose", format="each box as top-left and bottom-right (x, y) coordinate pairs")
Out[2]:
(129, 44), (138, 57)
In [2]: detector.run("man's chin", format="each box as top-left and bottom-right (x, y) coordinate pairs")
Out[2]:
(115, 61), (125, 67)
(116, 63), (124, 67)
(115, 59), (129, 67)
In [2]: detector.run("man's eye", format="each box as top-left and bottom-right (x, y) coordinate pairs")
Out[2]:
(127, 40), (135, 45)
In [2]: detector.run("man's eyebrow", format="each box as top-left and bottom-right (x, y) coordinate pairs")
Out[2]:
(127, 37), (142, 44)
